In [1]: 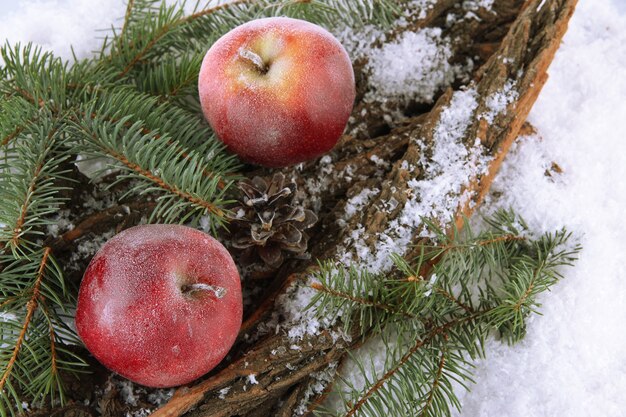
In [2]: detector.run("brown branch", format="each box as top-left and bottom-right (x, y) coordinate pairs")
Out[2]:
(164, 71), (198, 99)
(79, 110), (227, 189)
(0, 247), (51, 392)
(40, 304), (59, 379)
(1, 125), (24, 147)
(120, 0), (135, 40)
(418, 335), (448, 417)
(9, 160), (44, 249)
(513, 258), (545, 311)
(14, 86), (45, 108)
(418, 233), (527, 279)
(435, 288), (474, 314)
(478, 234), (527, 246)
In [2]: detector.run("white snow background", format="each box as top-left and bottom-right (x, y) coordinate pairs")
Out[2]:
(1, 0), (626, 416)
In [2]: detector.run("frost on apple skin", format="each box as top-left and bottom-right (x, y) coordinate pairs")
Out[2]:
(75, 224), (242, 388)
(198, 17), (355, 168)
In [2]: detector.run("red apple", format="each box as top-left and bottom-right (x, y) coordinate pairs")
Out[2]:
(198, 17), (355, 167)
(75, 224), (242, 388)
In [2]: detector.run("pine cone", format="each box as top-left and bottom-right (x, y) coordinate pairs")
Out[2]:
(229, 173), (317, 269)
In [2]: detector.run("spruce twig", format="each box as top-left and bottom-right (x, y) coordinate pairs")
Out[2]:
(0, 248), (51, 393)
(310, 212), (581, 417)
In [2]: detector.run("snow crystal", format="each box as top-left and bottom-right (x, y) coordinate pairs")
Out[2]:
(340, 87), (491, 273)
(126, 410), (151, 417)
(46, 209), (74, 238)
(462, 0), (495, 11)
(303, 155), (336, 212)
(480, 80), (519, 123)
(218, 386), (231, 399)
(117, 379), (141, 407)
(294, 362), (339, 415)
(366, 28), (462, 105)
(69, 230), (115, 270)
(0, 312), (17, 322)
(537, 0), (548, 11)
(335, 4), (472, 130)
(278, 277), (335, 340)
(404, 0), (438, 21)
(341, 187), (379, 224)
(147, 389), (174, 407)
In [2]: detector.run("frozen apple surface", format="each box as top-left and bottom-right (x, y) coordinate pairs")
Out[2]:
(199, 17), (355, 167)
(75, 224), (242, 388)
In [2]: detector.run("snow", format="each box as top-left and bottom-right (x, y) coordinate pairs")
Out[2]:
(338, 87), (491, 273)
(463, 0), (495, 11)
(340, 187), (379, 226)
(481, 80), (519, 124)
(454, 1), (626, 415)
(336, 17), (472, 129)
(365, 28), (462, 105)
(294, 361), (339, 415)
(3, 0), (626, 415)
(246, 374), (258, 385)
(218, 386), (231, 399)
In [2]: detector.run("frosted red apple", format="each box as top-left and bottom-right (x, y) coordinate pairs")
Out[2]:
(199, 17), (355, 167)
(75, 224), (242, 388)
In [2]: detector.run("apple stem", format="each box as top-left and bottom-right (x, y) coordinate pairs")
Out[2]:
(239, 48), (268, 74)
(182, 283), (226, 299)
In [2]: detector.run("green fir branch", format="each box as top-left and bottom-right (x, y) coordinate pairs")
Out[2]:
(0, 43), (68, 113)
(108, 0), (398, 78)
(72, 111), (237, 229)
(0, 118), (71, 257)
(0, 248), (87, 417)
(310, 210), (581, 417)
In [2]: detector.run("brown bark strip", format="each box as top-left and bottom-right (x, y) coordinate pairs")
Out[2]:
(151, 330), (346, 417)
(0, 247), (51, 392)
(316, 0), (578, 413)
